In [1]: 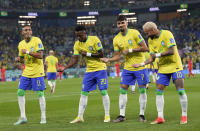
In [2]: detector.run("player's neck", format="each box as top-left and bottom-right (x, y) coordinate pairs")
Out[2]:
(121, 28), (128, 36)
(25, 37), (31, 43)
(156, 30), (160, 38)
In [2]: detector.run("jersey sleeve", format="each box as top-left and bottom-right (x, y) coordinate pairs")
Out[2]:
(55, 57), (58, 63)
(45, 57), (48, 62)
(165, 31), (176, 48)
(73, 42), (80, 55)
(18, 43), (24, 57)
(94, 36), (103, 51)
(134, 30), (144, 45)
(35, 38), (44, 52)
(113, 38), (120, 52)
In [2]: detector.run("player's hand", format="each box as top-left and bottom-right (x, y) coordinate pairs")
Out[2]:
(122, 50), (129, 55)
(132, 64), (141, 68)
(15, 57), (21, 62)
(100, 58), (109, 63)
(21, 49), (27, 54)
(151, 53), (156, 59)
(57, 66), (65, 72)
(79, 51), (87, 56)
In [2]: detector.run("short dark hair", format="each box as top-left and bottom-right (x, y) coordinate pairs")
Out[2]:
(75, 25), (86, 32)
(117, 15), (127, 21)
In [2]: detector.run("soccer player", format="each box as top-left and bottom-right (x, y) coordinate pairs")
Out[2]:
(59, 25), (110, 123)
(14, 25), (46, 125)
(132, 21), (188, 124)
(45, 50), (58, 93)
(188, 56), (195, 78)
(101, 15), (149, 122)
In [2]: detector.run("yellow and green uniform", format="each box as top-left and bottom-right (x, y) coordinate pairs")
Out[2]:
(45, 56), (58, 73)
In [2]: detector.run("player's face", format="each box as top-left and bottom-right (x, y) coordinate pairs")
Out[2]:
(22, 26), (32, 39)
(117, 20), (128, 32)
(144, 28), (156, 39)
(75, 30), (87, 42)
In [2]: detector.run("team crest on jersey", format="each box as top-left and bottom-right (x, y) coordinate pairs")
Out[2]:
(89, 46), (93, 51)
(161, 41), (165, 46)
(128, 39), (132, 45)
(30, 47), (34, 52)
(97, 42), (102, 47)
(38, 43), (43, 48)
(170, 38), (175, 43)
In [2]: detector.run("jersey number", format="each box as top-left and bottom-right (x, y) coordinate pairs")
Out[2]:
(100, 79), (107, 85)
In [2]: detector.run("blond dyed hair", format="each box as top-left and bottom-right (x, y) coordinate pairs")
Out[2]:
(143, 21), (157, 30)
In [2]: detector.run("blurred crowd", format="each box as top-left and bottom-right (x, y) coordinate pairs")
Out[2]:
(0, 0), (197, 10)
(0, 15), (200, 70)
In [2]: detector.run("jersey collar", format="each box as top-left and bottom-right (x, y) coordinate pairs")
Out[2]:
(121, 28), (129, 37)
(25, 36), (32, 44)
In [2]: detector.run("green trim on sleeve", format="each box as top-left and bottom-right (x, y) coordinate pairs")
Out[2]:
(97, 47), (103, 51)
(73, 54), (80, 55)
(114, 49), (120, 52)
(150, 52), (154, 54)
(168, 44), (176, 48)
(36, 49), (44, 52)
(137, 39), (144, 45)
(19, 56), (24, 58)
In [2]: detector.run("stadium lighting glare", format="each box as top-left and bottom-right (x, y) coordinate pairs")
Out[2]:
(128, 1), (135, 4)
(84, 1), (90, 6)
(19, 16), (37, 18)
(177, 9), (187, 12)
(77, 19), (97, 22)
(77, 16), (95, 19)
(119, 12), (136, 15)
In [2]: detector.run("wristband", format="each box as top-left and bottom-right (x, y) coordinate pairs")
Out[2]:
(155, 53), (161, 58)
(26, 51), (29, 55)
(140, 62), (145, 66)
(128, 49), (133, 53)
(86, 52), (92, 57)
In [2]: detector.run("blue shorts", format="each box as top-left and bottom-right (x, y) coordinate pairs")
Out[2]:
(47, 72), (57, 80)
(156, 70), (185, 86)
(121, 69), (149, 86)
(153, 69), (158, 73)
(82, 70), (108, 92)
(19, 76), (46, 91)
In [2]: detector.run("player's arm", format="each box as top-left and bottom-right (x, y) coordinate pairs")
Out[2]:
(79, 49), (104, 58)
(21, 49), (43, 59)
(100, 51), (120, 63)
(132, 54), (155, 68)
(61, 55), (78, 71)
(153, 46), (174, 58)
(131, 41), (149, 52)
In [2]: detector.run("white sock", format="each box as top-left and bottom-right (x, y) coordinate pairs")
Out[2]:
(48, 81), (52, 87)
(152, 74), (155, 82)
(179, 94), (188, 116)
(139, 93), (147, 115)
(156, 95), (164, 118)
(78, 95), (88, 118)
(39, 96), (46, 119)
(52, 81), (56, 92)
(119, 93), (127, 116)
(18, 96), (26, 118)
(102, 95), (110, 116)
(130, 85), (135, 92)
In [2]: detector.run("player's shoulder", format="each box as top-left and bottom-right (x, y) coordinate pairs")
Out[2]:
(129, 28), (139, 33)
(113, 32), (121, 41)
(88, 35), (100, 41)
(32, 36), (41, 41)
(162, 30), (173, 35)
(18, 39), (25, 46)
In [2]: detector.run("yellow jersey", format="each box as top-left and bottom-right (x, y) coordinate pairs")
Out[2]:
(18, 36), (45, 78)
(144, 52), (151, 69)
(73, 36), (106, 72)
(148, 30), (183, 73)
(113, 28), (146, 71)
(152, 58), (159, 69)
(45, 55), (58, 72)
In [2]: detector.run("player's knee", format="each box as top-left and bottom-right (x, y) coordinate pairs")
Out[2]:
(100, 90), (108, 96)
(120, 88), (127, 94)
(37, 91), (44, 97)
(81, 91), (89, 96)
(156, 89), (164, 95)
(139, 87), (146, 94)
(17, 89), (25, 96)
(177, 89), (185, 95)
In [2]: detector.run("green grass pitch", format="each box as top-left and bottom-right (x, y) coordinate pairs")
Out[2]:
(0, 75), (200, 131)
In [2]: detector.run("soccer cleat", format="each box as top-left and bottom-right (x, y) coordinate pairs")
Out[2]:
(70, 117), (84, 123)
(180, 116), (187, 124)
(40, 118), (46, 124)
(104, 115), (110, 123)
(51, 85), (55, 93)
(14, 117), (27, 125)
(113, 115), (126, 123)
(150, 117), (165, 124)
(139, 115), (146, 122)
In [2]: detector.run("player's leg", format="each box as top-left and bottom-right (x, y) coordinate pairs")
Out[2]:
(151, 73), (170, 124)
(173, 71), (188, 124)
(70, 72), (95, 123)
(135, 69), (149, 122)
(113, 69), (133, 123)
(14, 76), (30, 125)
(32, 77), (46, 124)
(130, 80), (136, 93)
(97, 70), (110, 122)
